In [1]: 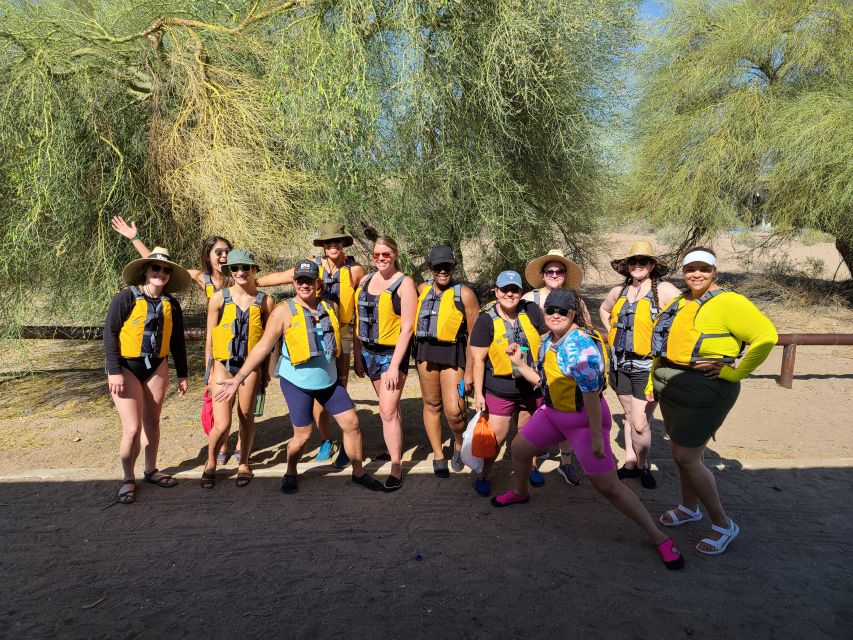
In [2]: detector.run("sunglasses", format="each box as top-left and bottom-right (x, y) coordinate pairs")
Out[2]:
(295, 276), (316, 285)
(214, 248), (230, 257)
(627, 257), (651, 266)
(498, 285), (521, 294)
(431, 263), (454, 274)
(149, 264), (172, 275)
(543, 268), (566, 277)
(544, 307), (571, 317)
(373, 252), (393, 260)
(323, 238), (345, 246)
(230, 264), (253, 273)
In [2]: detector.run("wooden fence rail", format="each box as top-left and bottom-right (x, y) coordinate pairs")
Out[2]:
(13, 327), (853, 389)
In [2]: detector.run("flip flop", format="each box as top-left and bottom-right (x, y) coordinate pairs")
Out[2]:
(200, 470), (216, 490)
(143, 468), (177, 488)
(117, 480), (136, 504)
(235, 467), (254, 488)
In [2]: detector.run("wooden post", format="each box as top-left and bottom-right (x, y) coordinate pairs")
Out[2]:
(778, 343), (796, 389)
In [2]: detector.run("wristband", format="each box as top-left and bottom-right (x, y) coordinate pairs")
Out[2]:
(130, 234), (140, 241)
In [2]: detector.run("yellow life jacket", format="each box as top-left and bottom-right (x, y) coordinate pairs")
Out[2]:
(484, 301), (542, 376)
(651, 289), (740, 365)
(608, 285), (659, 356)
(537, 328), (608, 413)
(415, 283), (465, 343)
(203, 273), (217, 299)
(316, 255), (357, 325)
(284, 299), (341, 365)
(119, 286), (173, 361)
(355, 273), (406, 346)
(211, 289), (266, 362)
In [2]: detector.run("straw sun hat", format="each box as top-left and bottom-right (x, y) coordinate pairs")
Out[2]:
(610, 241), (669, 278)
(524, 249), (583, 289)
(121, 247), (192, 294)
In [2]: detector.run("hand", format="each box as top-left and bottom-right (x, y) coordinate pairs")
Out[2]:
(506, 342), (522, 364)
(474, 392), (486, 413)
(694, 360), (725, 379)
(108, 373), (124, 396)
(177, 378), (188, 396)
(384, 365), (400, 391)
(353, 357), (365, 379)
(463, 371), (474, 395)
(214, 378), (239, 403)
(110, 215), (138, 240)
(591, 433), (605, 459)
(645, 391), (655, 402)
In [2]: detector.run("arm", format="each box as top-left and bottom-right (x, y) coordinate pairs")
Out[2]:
(461, 286), (480, 393)
(169, 299), (188, 396)
(583, 390), (605, 458)
(256, 267), (295, 288)
(716, 295), (778, 382)
(214, 303), (290, 402)
(352, 332), (365, 378)
(656, 281), (682, 309)
(385, 276), (417, 389)
(104, 291), (130, 395)
(470, 346), (490, 412)
(350, 263), (366, 288)
(110, 216), (150, 257)
(598, 286), (621, 336)
(507, 344), (541, 386)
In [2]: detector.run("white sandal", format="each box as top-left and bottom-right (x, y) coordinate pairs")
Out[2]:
(660, 504), (703, 527)
(696, 518), (739, 555)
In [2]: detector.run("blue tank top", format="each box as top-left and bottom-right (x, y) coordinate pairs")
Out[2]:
(277, 340), (338, 390)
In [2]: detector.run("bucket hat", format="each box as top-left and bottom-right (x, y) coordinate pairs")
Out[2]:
(313, 222), (354, 248)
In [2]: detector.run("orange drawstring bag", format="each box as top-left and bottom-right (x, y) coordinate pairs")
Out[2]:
(471, 415), (498, 458)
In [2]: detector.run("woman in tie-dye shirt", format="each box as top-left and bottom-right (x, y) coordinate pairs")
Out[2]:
(490, 288), (684, 571)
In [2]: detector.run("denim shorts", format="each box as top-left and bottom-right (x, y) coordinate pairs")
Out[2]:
(362, 349), (410, 380)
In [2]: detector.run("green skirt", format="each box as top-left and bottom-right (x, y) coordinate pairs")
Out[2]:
(653, 364), (740, 448)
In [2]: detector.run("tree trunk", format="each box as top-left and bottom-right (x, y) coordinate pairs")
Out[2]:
(835, 236), (853, 280)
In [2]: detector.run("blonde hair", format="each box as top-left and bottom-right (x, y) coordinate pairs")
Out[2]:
(373, 236), (402, 272)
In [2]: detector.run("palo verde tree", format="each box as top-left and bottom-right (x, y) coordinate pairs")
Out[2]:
(624, 0), (853, 275)
(0, 0), (636, 328)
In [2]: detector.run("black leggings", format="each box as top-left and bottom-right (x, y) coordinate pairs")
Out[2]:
(119, 357), (164, 383)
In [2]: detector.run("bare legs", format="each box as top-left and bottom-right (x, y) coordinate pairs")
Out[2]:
(418, 362), (465, 460)
(207, 362), (259, 479)
(371, 373), (406, 480)
(618, 393), (655, 470)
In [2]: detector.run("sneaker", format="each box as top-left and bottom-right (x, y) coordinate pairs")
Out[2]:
(433, 459), (449, 478)
(384, 475), (403, 492)
(333, 445), (350, 469)
(352, 473), (384, 492)
(557, 463), (582, 486)
(280, 474), (298, 494)
(315, 439), (335, 462)
(450, 445), (464, 472)
(490, 490), (529, 508)
(640, 467), (657, 490)
(529, 469), (546, 487)
(617, 465), (640, 480)
(474, 478), (492, 497)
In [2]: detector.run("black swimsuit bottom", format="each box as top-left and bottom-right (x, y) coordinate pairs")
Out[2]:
(119, 357), (165, 383)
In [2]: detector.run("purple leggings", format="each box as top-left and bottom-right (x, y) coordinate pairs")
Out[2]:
(519, 398), (615, 477)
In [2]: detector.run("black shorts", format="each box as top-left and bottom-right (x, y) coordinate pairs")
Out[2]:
(612, 365), (650, 401)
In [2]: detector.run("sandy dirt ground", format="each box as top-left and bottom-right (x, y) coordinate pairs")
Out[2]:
(1, 235), (852, 639)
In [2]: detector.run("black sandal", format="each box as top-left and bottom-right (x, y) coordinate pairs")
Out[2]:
(143, 468), (177, 488)
(200, 470), (216, 490)
(117, 480), (136, 504)
(235, 467), (254, 488)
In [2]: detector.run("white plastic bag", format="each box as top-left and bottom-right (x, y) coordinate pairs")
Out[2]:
(461, 410), (484, 473)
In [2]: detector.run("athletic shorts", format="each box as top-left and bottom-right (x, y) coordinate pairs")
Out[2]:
(362, 349), (410, 380)
(519, 398), (615, 476)
(279, 376), (354, 428)
(612, 366), (651, 401)
(484, 391), (542, 417)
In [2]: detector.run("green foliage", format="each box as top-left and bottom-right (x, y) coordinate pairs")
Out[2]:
(0, 0), (637, 327)
(623, 0), (853, 273)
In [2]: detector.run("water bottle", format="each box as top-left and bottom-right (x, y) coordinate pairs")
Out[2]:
(253, 390), (266, 417)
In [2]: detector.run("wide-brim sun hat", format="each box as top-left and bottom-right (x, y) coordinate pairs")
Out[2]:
(224, 248), (261, 273)
(121, 247), (192, 294)
(610, 241), (669, 278)
(525, 249), (583, 290)
(313, 222), (354, 248)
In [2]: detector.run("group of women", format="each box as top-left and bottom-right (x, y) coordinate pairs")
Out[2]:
(104, 217), (778, 568)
